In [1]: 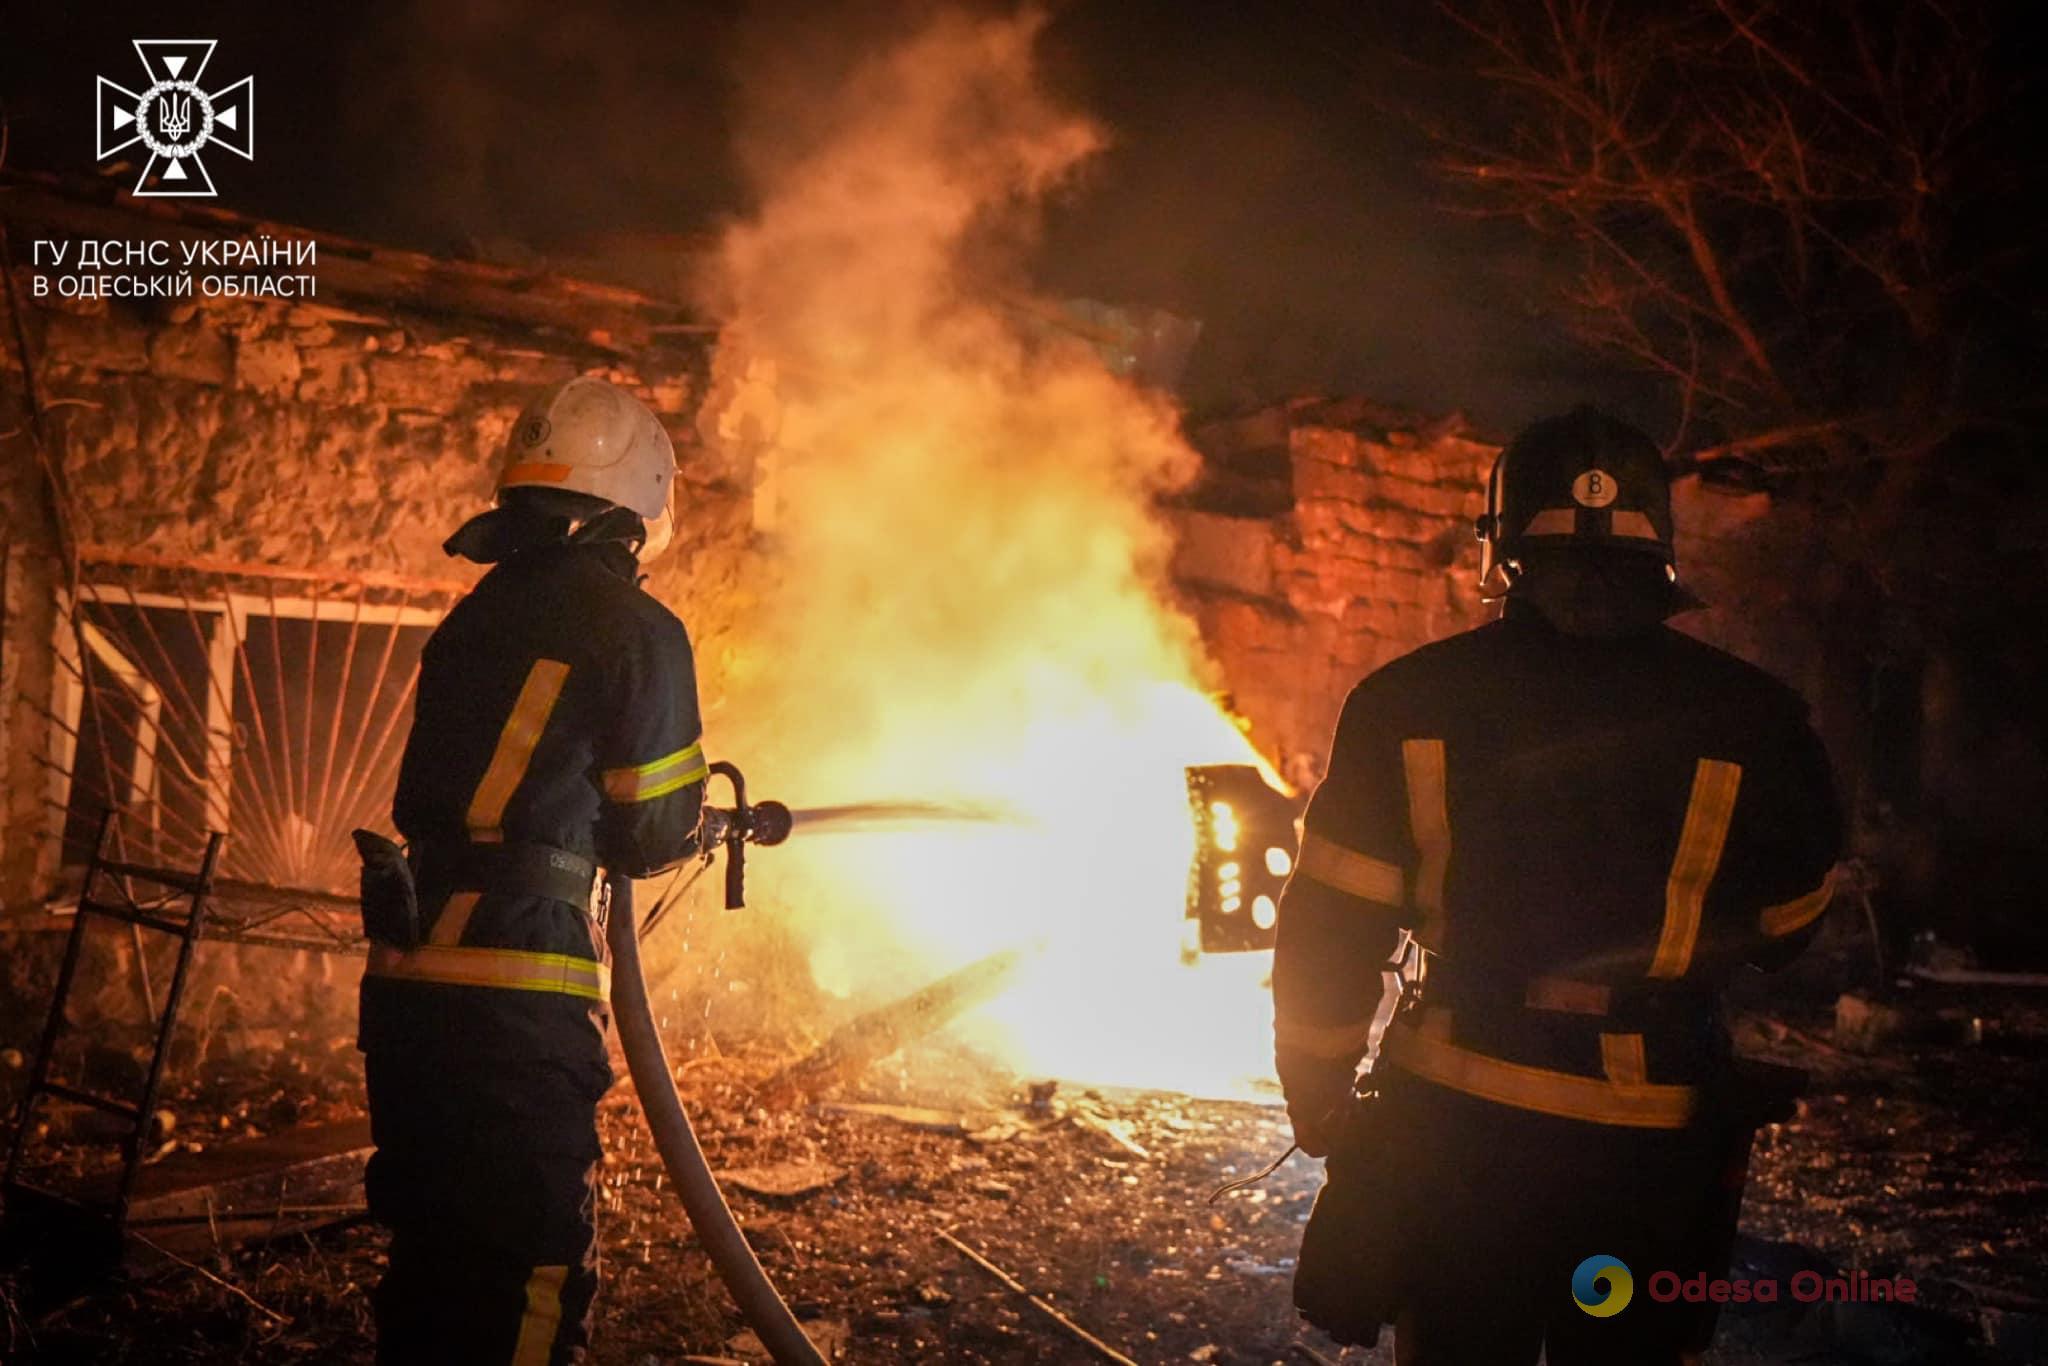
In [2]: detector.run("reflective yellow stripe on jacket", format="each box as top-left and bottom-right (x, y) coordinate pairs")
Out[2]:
(1402, 738), (1451, 951)
(602, 741), (708, 803)
(1761, 869), (1835, 937)
(467, 658), (571, 842)
(1650, 758), (1743, 978)
(1295, 832), (1405, 907)
(1383, 1021), (1698, 1129)
(366, 943), (610, 1002)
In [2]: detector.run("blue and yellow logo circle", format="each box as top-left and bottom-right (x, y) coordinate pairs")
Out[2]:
(1572, 1255), (1634, 1317)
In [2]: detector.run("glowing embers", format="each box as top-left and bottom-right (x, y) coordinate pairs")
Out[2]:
(1185, 764), (1299, 954)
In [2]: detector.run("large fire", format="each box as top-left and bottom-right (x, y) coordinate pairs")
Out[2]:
(697, 11), (1282, 1097)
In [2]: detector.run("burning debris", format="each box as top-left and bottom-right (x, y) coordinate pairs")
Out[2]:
(760, 946), (1032, 1104)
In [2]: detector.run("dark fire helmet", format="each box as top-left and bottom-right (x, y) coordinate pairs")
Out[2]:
(1475, 405), (1680, 596)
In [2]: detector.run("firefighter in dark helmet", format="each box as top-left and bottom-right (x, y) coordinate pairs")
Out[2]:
(356, 376), (709, 1364)
(1274, 406), (1840, 1364)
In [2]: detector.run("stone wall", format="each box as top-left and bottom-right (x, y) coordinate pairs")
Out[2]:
(0, 190), (737, 914)
(0, 184), (742, 1060)
(0, 183), (1899, 1071)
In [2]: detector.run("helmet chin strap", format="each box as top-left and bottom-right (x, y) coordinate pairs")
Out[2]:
(1478, 557), (1521, 603)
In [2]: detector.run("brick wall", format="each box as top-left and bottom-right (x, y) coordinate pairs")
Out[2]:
(1169, 400), (1497, 790)
(1166, 399), (1853, 816)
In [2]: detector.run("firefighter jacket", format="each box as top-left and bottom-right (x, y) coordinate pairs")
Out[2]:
(1272, 601), (1841, 1133)
(360, 540), (707, 1075)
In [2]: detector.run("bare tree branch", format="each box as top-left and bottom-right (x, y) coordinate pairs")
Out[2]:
(1411, 0), (2018, 464)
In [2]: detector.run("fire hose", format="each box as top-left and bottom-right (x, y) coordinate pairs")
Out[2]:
(605, 762), (824, 1365)
(609, 766), (1017, 1363)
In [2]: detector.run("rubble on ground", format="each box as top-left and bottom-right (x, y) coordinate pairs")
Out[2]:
(3, 946), (2043, 1363)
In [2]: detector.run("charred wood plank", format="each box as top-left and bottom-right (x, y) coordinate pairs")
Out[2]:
(759, 946), (1029, 1101)
(120, 1118), (372, 1263)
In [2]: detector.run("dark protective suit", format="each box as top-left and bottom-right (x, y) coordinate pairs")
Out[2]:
(361, 539), (706, 1364)
(1275, 598), (1840, 1364)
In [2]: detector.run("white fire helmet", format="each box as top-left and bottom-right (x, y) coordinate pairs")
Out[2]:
(498, 376), (677, 561)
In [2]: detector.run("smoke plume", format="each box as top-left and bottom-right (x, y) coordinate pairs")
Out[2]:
(701, 9), (1275, 1093)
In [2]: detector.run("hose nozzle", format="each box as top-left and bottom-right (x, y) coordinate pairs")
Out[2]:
(700, 762), (789, 908)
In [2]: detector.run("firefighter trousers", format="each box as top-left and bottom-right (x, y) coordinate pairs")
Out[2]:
(1301, 1077), (1746, 1365)
(364, 1048), (605, 1365)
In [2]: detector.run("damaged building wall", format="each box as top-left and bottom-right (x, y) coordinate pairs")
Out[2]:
(1173, 398), (2048, 961)
(0, 181), (735, 909)
(1166, 400), (1872, 824)
(0, 180), (1970, 1069)
(1168, 400), (1497, 791)
(0, 179), (739, 1052)
(0, 186), (1863, 915)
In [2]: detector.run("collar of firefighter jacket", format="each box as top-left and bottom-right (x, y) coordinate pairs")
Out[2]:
(445, 503), (573, 563)
(445, 510), (642, 580)
(1500, 584), (1670, 640)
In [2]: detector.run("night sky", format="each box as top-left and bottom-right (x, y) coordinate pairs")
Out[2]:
(0, 2), (1784, 431)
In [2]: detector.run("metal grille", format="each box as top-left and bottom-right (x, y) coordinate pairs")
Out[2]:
(40, 555), (460, 897)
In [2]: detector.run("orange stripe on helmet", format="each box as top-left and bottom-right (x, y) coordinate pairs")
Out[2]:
(501, 461), (574, 486)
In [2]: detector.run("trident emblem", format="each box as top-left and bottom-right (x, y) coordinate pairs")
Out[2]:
(96, 40), (254, 198)
(156, 93), (193, 142)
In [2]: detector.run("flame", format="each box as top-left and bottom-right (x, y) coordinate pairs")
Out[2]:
(701, 11), (1279, 1097)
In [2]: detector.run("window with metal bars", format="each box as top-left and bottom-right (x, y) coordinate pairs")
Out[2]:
(44, 563), (457, 896)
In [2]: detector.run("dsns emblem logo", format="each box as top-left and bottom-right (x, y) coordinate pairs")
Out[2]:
(97, 41), (254, 198)
(1572, 1255), (1634, 1317)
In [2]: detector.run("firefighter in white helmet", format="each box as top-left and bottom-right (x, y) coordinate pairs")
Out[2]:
(355, 376), (708, 1363)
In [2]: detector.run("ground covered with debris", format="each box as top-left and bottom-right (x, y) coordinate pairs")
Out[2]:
(3, 944), (2045, 1364)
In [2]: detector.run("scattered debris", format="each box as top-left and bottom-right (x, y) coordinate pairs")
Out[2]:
(1835, 992), (1908, 1052)
(813, 1102), (970, 1133)
(1979, 1307), (2048, 1360)
(128, 1231), (292, 1326)
(1069, 1099), (1154, 1160)
(120, 1117), (372, 1261)
(937, 1228), (1138, 1365)
(1909, 965), (2048, 989)
(4, 944), (2038, 1362)
(716, 1161), (848, 1201)
(961, 1118), (1025, 1144)
(726, 1316), (851, 1361)
(759, 947), (1031, 1101)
